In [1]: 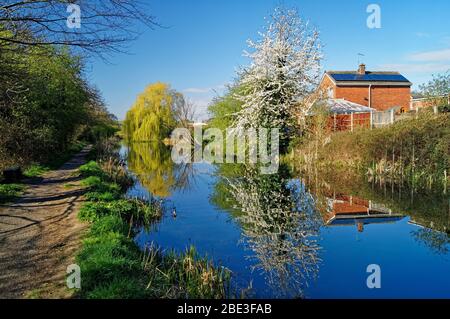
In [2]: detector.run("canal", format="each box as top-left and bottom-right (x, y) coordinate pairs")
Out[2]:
(123, 142), (450, 298)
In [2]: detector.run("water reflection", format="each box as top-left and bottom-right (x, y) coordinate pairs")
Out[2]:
(211, 164), (322, 297)
(126, 142), (450, 298)
(301, 168), (450, 252)
(126, 142), (197, 198)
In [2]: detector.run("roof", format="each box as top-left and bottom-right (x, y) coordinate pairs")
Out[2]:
(325, 99), (376, 114)
(325, 71), (412, 87)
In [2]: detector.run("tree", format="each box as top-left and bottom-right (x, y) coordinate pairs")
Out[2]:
(419, 71), (450, 110)
(123, 83), (179, 142)
(0, 44), (115, 169)
(233, 7), (322, 150)
(0, 0), (157, 57)
(208, 84), (244, 131)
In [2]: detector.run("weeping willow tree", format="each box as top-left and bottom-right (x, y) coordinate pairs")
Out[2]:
(123, 82), (181, 142)
(127, 142), (175, 197)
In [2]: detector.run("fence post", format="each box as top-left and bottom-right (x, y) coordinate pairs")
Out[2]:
(351, 112), (354, 132)
(370, 111), (373, 130)
(334, 113), (337, 132)
(390, 109), (394, 124)
(433, 105), (438, 114)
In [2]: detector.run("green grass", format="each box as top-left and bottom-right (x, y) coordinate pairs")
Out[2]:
(76, 215), (230, 299)
(79, 161), (104, 178)
(23, 164), (50, 178)
(0, 183), (24, 204)
(75, 160), (231, 299)
(19, 141), (88, 179)
(296, 113), (450, 190)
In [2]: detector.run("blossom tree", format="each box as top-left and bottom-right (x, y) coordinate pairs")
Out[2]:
(234, 7), (322, 150)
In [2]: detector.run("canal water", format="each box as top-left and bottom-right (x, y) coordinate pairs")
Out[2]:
(123, 143), (450, 299)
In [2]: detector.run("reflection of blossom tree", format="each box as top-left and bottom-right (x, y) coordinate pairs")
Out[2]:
(411, 228), (450, 255)
(221, 165), (322, 297)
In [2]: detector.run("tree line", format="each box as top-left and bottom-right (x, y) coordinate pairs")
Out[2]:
(0, 1), (156, 169)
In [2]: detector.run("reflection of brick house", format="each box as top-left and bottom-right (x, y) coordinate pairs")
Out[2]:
(319, 64), (412, 112)
(322, 194), (404, 232)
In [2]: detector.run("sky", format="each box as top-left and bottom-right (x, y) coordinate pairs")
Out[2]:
(88, 0), (450, 120)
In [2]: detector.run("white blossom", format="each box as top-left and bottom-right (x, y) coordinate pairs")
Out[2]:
(234, 7), (322, 132)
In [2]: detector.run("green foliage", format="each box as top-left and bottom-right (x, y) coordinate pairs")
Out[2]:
(76, 160), (230, 299)
(207, 85), (244, 131)
(0, 184), (24, 203)
(300, 113), (450, 190)
(419, 71), (450, 98)
(123, 82), (178, 142)
(23, 165), (49, 178)
(76, 218), (230, 299)
(79, 161), (104, 178)
(85, 191), (119, 202)
(0, 42), (116, 170)
(81, 176), (121, 195)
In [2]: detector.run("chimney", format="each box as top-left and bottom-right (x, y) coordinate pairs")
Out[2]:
(358, 64), (366, 75)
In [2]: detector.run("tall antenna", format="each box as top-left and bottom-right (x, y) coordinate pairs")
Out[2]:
(358, 53), (365, 65)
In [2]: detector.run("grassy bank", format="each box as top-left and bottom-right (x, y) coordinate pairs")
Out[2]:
(75, 160), (231, 299)
(296, 113), (450, 190)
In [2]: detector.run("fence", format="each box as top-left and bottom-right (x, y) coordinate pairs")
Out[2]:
(329, 107), (442, 132)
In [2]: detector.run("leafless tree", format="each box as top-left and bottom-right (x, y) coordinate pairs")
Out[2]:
(0, 0), (158, 56)
(171, 92), (197, 128)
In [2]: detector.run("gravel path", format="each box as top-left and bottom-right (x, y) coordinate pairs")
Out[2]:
(0, 147), (91, 299)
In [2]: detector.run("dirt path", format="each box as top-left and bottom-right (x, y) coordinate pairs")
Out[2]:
(0, 147), (91, 299)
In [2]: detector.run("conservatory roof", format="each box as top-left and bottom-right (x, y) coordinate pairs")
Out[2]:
(326, 99), (376, 114)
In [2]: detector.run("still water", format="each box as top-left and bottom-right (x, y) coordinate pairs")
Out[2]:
(123, 143), (450, 299)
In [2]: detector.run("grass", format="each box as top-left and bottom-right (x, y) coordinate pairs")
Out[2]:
(0, 183), (24, 204)
(23, 164), (50, 178)
(296, 113), (450, 190)
(75, 160), (231, 299)
(21, 141), (87, 178)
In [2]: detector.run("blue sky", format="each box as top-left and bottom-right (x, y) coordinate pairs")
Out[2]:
(88, 0), (450, 120)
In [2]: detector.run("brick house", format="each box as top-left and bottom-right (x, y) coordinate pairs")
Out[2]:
(319, 64), (412, 112)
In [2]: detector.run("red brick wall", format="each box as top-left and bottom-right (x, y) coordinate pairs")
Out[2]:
(335, 86), (370, 106)
(371, 86), (411, 111)
(334, 85), (411, 112)
(318, 75), (335, 97)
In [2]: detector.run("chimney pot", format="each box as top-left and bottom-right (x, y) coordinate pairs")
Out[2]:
(358, 64), (366, 75)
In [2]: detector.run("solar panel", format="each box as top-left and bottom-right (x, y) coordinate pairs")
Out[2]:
(330, 73), (409, 82)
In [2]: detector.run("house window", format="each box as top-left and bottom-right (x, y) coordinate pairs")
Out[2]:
(328, 87), (334, 98)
